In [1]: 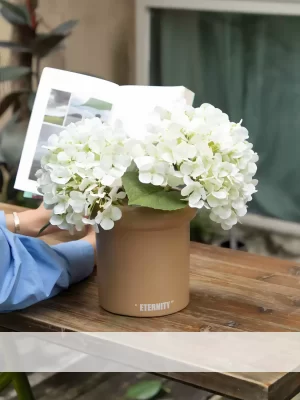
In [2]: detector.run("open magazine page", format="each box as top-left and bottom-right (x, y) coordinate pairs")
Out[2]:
(15, 67), (119, 194)
(111, 85), (195, 138)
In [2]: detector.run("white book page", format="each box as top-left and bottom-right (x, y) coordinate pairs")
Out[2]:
(110, 85), (195, 138)
(15, 68), (119, 194)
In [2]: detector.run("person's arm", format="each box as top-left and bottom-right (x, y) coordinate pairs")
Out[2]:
(0, 210), (95, 312)
(2, 204), (62, 236)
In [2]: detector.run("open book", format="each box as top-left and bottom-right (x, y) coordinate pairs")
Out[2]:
(15, 67), (195, 195)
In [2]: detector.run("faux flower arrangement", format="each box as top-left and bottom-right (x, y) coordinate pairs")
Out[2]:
(37, 102), (258, 233)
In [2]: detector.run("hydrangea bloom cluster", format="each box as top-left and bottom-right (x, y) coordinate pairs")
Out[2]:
(131, 103), (258, 230)
(37, 118), (131, 232)
(37, 102), (258, 232)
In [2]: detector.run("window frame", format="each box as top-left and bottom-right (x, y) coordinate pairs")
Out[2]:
(135, 0), (300, 85)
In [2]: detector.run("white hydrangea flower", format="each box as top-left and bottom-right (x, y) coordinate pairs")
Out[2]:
(37, 101), (258, 233)
(181, 176), (206, 208)
(95, 205), (122, 230)
(134, 156), (169, 186)
(37, 117), (130, 232)
(132, 101), (258, 230)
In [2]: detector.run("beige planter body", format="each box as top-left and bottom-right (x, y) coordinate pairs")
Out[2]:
(96, 206), (196, 317)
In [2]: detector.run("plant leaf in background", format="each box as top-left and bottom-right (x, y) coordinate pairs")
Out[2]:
(125, 380), (164, 400)
(0, 90), (29, 117)
(0, 0), (78, 196)
(1, 117), (28, 168)
(52, 19), (78, 35)
(32, 34), (67, 58)
(0, 0), (30, 25)
(9, 373), (35, 400)
(18, 4), (32, 25)
(1, 7), (24, 25)
(27, 91), (36, 112)
(0, 66), (31, 82)
(0, 372), (12, 392)
(32, 20), (78, 58)
(0, 41), (31, 52)
(122, 171), (187, 211)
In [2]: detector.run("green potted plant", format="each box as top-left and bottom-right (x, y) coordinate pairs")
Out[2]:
(0, 0), (77, 203)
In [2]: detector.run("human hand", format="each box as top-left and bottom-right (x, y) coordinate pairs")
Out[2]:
(6, 204), (98, 252)
(6, 203), (60, 237)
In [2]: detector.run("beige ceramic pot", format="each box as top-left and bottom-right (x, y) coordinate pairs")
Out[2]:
(96, 206), (196, 317)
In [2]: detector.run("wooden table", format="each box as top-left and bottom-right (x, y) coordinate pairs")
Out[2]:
(1, 203), (300, 400)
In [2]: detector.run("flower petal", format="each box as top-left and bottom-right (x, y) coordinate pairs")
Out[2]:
(139, 172), (152, 184)
(100, 218), (114, 230)
(50, 214), (64, 226)
(212, 190), (227, 199)
(111, 206), (122, 221)
(151, 173), (164, 186)
(181, 185), (194, 197)
(134, 156), (155, 170)
(188, 191), (202, 205)
(101, 175), (116, 186)
(54, 202), (68, 214)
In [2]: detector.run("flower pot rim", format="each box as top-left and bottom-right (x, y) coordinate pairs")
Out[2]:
(108, 205), (197, 231)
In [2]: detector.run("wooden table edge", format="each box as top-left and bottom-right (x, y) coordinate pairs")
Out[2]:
(163, 372), (300, 400)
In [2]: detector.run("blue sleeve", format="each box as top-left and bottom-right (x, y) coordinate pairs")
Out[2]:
(0, 211), (94, 312)
(0, 210), (6, 227)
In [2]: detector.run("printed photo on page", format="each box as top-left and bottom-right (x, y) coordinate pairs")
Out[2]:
(15, 68), (118, 195)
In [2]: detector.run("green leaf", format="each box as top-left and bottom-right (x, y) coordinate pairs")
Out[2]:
(0, 373), (12, 391)
(19, 4), (31, 24)
(122, 171), (187, 211)
(28, 91), (36, 112)
(31, 33), (66, 58)
(1, 6), (23, 25)
(0, 41), (31, 52)
(0, 90), (28, 117)
(31, 20), (78, 58)
(0, 66), (31, 82)
(0, 0), (30, 25)
(126, 381), (163, 400)
(0, 115), (27, 169)
(52, 19), (78, 35)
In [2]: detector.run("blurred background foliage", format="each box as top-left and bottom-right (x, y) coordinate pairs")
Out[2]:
(0, 0), (78, 207)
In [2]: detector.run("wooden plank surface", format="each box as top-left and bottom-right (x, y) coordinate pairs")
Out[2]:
(164, 372), (300, 400)
(1, 241), (300, 332)
(1, 202), (300, 333)
(2, 203), (300, 400)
